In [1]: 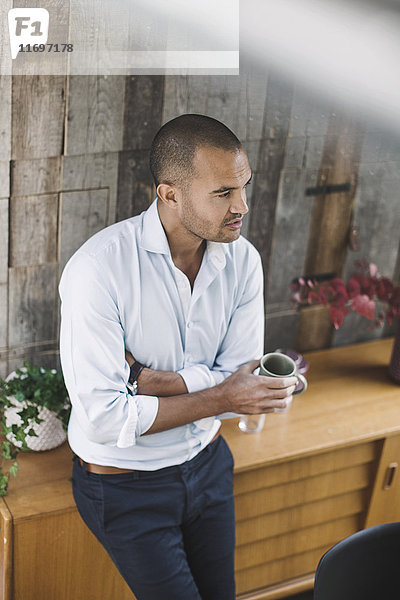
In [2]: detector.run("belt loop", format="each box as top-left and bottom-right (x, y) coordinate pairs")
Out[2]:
(78, 456), (90, 477)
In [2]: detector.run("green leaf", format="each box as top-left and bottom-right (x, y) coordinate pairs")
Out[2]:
(9, 461), (18, 479)
(1, 422), (12, 436)
(0, 474), (9, 496)
(1, 441), (12, 460)
(14, 429), (27, 442)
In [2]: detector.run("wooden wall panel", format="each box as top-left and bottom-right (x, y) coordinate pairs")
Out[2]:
(0, 197), (8, 351)
(0, 162), (9, 198)
(0, 76), (11, 160)
(334, 152), (400, 346)
(116, 73), (165, 221)
(59, 189), (109, 272)
(303, 117), (364, 276)
(11, 157), (61, 196)
(123, 76), (164, 150)
(0, 283), (7, 349)
(11, 76), (66, 160)
(394, 239), (400, 283)
(161, 71), (267, 150)
(1, 67), (398, 373)
(266, 169), (317, 310)
(0, 74), (11, 364)
(162, 76), (210, 124)
(289, 89), (331, 137)
(10, 194), (58, 267)
(62, 152), (119, 226)
(0, 198), (8, 282)
(247, 74), (294, 306)
(0, 1), (12, 71)
(6, 341), (61, 375)
(8, 264), (59, 346)
(116, 151), (155, 221)
(264, 311), (300, 353)
(65, 76), (125, 156)
(236, 70), (269, 143)
(206, 75), (242, 133)
(295, 113), (365, 351)
(261, 88), (334, 351)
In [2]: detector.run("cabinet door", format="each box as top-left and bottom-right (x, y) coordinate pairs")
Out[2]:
(0, 499), (12, 600)
(365, 434), (400, 528)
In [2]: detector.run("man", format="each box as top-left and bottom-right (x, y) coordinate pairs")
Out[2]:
(59, 114), (297, 600)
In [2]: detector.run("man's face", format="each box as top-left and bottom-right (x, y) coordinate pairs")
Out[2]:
(177, 146), (252, 243)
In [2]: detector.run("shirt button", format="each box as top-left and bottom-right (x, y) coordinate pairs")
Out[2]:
(187, 321), (193, 328)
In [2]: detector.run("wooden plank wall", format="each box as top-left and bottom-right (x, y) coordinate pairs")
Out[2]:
(0, 69), (399, 377)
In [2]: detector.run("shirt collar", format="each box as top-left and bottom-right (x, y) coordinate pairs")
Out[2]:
(206, 241), (227, 271)
(140, 198), (228, 270)
(140, 199), (171, 255)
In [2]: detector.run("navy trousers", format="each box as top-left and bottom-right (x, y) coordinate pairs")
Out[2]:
(72, 435), (236, 600)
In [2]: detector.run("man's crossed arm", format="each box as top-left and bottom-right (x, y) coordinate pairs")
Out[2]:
(125, 350), (297, 436)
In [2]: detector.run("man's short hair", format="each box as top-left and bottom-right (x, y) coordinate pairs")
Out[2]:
(149, 114), (242, 191)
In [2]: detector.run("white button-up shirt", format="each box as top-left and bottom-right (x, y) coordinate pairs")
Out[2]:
(59, 199), (264, 469)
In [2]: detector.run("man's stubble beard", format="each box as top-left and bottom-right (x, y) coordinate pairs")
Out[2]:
(180, 195), (238, 244)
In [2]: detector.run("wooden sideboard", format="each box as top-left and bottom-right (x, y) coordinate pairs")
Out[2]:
(1, 338), (399, 600)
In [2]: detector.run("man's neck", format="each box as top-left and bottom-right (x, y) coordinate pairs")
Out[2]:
(157, 199), (206, 266)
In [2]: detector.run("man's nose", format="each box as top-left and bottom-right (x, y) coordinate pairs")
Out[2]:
(229, 192), (249, 215)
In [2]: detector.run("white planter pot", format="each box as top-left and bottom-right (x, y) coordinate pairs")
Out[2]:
(4, 369), (67, 452)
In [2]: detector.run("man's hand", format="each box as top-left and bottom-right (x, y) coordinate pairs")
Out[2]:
(216, 359), (297, 414)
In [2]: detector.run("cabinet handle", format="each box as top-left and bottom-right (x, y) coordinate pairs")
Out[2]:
(383, 462), (398, 490)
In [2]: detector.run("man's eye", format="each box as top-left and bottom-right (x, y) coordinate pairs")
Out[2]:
(218, 191), (231, 198)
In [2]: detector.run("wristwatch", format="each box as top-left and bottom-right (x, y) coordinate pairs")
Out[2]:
(127, 360), (145, 396)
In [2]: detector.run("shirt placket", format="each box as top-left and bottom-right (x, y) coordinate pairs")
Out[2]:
(173, 267), (194, 366)
(172, 266), (204, 452)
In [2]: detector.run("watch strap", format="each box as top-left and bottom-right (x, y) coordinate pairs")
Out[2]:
(128, 360), (145, 385)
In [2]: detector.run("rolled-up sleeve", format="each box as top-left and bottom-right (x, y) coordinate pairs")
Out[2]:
(59, 252), (158, 448)
(176, 363), (217, 393)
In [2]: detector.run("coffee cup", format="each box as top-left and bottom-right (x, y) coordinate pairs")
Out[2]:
(260, 352), (307, 412)
(238, 352), (308, 432)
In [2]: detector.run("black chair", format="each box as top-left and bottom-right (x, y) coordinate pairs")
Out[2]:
(313, 522), (400, 599)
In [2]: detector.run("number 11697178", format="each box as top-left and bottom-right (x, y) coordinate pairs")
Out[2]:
(18, 43), (74, 52)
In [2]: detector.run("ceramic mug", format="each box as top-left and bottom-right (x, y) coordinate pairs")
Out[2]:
(238, 352), (308, 432)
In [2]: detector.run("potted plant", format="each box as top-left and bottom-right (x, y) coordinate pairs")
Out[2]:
(291, 260), (400, 381)
(0, 362), (70, 496)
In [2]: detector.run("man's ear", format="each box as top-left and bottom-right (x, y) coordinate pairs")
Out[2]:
(157, 183), (180, 210)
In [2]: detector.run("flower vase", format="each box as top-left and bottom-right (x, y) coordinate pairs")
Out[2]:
(4, 369), (67, 451)
(389, 323), (400, 384)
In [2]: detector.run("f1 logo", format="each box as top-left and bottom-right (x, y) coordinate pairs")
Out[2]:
(8, 8), (49, 59)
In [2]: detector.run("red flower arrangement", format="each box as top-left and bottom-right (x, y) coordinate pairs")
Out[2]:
(291, 260), (400, 330)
